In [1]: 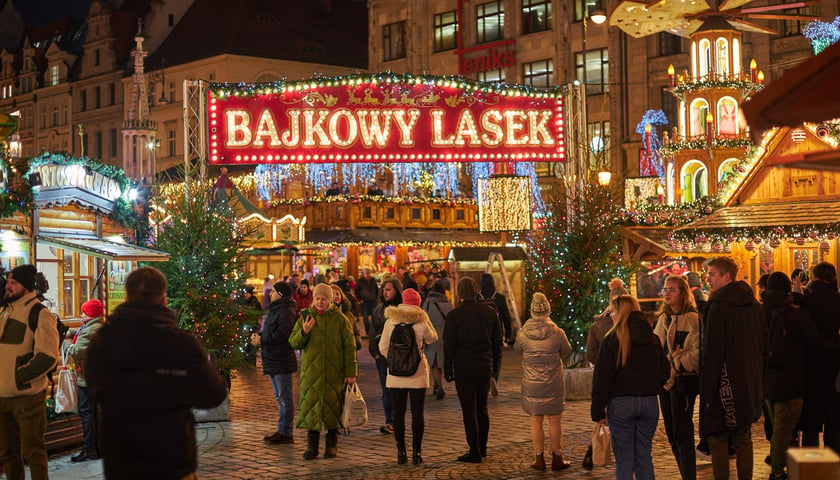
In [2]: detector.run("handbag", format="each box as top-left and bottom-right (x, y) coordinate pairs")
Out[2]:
(341, 382), (368, 429)
(55, 350), (78, 414)
(591, 423), (612, 467)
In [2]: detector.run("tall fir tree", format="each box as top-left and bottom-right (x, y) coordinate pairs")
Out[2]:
(151, 182), (261, 379)
(526, 182), (639, 359)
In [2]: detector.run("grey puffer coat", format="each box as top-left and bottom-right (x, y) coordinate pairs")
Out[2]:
(514, 316), (573, 415)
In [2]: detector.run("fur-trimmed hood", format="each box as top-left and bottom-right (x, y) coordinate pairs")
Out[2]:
(384, 304), (430, 325)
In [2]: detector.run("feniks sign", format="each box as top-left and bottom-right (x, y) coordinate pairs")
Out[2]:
(208, 74), (565, 164)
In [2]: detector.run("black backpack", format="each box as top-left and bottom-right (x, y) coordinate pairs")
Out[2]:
(28, 303), (70, 342)
(387, 323), (421, 376)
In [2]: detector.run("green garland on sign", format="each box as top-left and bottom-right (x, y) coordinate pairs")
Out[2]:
(672, 79), (763, 95)
(27, 152), (131, 191)
(620, 196), (719, 227)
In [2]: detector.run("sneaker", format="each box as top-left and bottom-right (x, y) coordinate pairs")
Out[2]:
(380, 423), (394, 434)
(264, 432), (294, 445)
(71, 451), (98, 463)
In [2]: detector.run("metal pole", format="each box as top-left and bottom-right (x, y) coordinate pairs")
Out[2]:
(581, 15), (589, 182)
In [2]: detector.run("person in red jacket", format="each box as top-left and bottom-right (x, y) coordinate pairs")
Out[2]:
(293, 280), (313, 312)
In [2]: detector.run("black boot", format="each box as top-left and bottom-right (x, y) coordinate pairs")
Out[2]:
(324, 429), (338, 458)
(302, 431), (319, 460)
(396, 441), (407, 464)
(412, 446), (423, 465)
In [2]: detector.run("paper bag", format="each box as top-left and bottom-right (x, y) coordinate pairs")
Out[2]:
(55, 367), (78, 414)
(591, 423), (612, 466)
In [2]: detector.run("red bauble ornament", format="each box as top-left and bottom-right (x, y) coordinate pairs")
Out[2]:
(795, 237), (806, 246)
(745, 241), (755, 251)
(769, 239), (780, 249)
(820, 241), (830, 252)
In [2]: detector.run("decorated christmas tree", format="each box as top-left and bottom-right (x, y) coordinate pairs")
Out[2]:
(526, 182), (638, 360)
(151, 181), (261, 380)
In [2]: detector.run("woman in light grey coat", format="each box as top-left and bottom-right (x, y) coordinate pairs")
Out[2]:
(421, 281), (451, 399)
(514, 292), (573, 471)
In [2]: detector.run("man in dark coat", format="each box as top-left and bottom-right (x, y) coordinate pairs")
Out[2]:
(85, 267), (228, 480)
(444, 276), (502, 464)
(354, 268), (378, 334)
(252, 281), (298, 445)
(479, 273), (514, 345)
(796, 261), (840, 453)
(700, 257), (766, 480)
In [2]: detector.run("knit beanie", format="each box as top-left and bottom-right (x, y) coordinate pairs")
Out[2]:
(766, 271), (792, 292)
(402, 288), (422, 307)
(609, 279), (630, 302)
(312, 283), (333, 300)
(686, 272), (703, 289)
(530, 292), (551, 317)
(81, 299), (104, 318)
(9, 265), (37, 291)
(273, 281), (293, 298)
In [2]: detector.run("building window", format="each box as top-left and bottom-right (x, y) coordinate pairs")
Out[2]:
(94, 86), (101, 108)
(476, 1), (504, 44)
(587, 120), (610, 163)
(51, 108), (57, 127)
(94, 49), (100, 66)
(80, 90), (87, 112)
(783, 6), (811, 36)
(50, 65), (59, 86)
(168, 128), (177, 157)
(523, 59), (553, 87)
(574, 0), (598, 22)
(522, 0), (551, 34)
(109, 83), (116, 105)
(477, 68), (505, 82)
(109, 128), (117, 157)
(659, 32), (682, 56)
(382, 21), (406, 61)
(95, 131), (103, 159)
(434, 11), (458, 52)
(575, 47), (608, 95)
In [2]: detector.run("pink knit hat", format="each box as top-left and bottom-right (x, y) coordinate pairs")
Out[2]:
(401, 288), (422, 307)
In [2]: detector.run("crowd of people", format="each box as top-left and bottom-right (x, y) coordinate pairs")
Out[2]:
(2, 256), (840, 479)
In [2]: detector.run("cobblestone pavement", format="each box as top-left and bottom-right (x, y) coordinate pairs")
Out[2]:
(43, 334), (778, 480)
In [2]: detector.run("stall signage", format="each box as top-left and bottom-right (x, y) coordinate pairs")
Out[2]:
(32, 163), (122, 201)
(208, 77), (565, 164)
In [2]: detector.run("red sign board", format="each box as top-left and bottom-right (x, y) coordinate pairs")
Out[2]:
(207, 77), (565, 164)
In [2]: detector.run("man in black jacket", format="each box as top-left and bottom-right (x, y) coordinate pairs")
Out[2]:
(252, 281), (298, 445)
(796, 262), (840, 454)
(700, 257), (766, 480)
(85, 267), (227, 480)
(444, 276), (502, 464)
(354, 268), (378, 334)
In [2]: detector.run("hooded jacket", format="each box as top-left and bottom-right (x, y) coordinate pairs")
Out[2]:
(288, 303), (358, 431)
(480, 273), (513, 340)
(700, 280), (766, 436)
(369, 278), (402, 360)
(0, 291), (60, 397)
(63, 315), (105, 387)
(762, 289), (833, 401)
(421, 291), (451, 366)
(443, 295), (502, 381)
(379, 304), (438, 389)
(260, 296), (298, 375)
(590, 311), (670, 422)
(514, 316), (573, 415)
(85, 301), (227, 480)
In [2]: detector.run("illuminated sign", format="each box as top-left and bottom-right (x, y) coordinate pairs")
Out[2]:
(32, 163), (122, 201)
(208, 74), (565, 164)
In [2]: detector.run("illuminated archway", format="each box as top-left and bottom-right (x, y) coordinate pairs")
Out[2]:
(717, 96), (738, 135)
(690, 99), (709, 137)
(699, 39), (712, 78)
(718, 158), (738, 183)
(681, 160), (708, 202)
(715, 37), (729, 77)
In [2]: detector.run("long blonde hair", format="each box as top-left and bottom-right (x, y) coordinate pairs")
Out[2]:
(606, 295), (642, 368)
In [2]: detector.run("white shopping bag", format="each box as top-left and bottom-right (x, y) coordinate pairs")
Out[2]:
(341, 382), (368, 428)
(55, 351), (78, 414)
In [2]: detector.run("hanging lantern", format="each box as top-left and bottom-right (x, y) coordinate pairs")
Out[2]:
(477, 175), (532, 232)
(820, 241), (830, 252)
(769, 239), (780, 249)
(745, 240), (755, 251)
(809, 231), (819, 240)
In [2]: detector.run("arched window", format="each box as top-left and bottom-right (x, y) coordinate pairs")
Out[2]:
(254, 72), (281, 83)
(681, 160), (708, 202)
(716, 38), (729, 78)
(717, 96), (738, 135)
(733, 39), (741, 76)
(691, 40), (697, 78)
(679, 100), (686, 138)
(667, 162), (675, 204)
(699, 39), (711, 78)
(690, 99), (709, 138)
(718, 158), (738, 183)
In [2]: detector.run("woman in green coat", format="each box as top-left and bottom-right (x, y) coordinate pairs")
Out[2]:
(288, 283), (358, 460)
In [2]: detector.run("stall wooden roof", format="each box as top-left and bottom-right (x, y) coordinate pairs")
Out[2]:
(677, 200), (840, 232)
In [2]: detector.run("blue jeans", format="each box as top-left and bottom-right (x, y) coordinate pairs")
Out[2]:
(269, 373), (294, 436)
(375, 358), (393, 424)
(361, 301), (377, 334)
(607, 396), (659, 480)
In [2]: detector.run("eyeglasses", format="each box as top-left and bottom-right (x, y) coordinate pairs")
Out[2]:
(659, 288), (679, 295)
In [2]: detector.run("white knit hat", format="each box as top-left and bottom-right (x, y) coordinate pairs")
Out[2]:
(530, 292), (551, 317)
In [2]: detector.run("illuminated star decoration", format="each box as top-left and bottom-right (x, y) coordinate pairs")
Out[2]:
(635, 110), (668, 179)
(803, 17), (840, 55)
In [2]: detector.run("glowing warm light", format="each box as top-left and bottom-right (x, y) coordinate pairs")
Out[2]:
(478, 176), (532, 232)
(597, 171), (612, 186)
